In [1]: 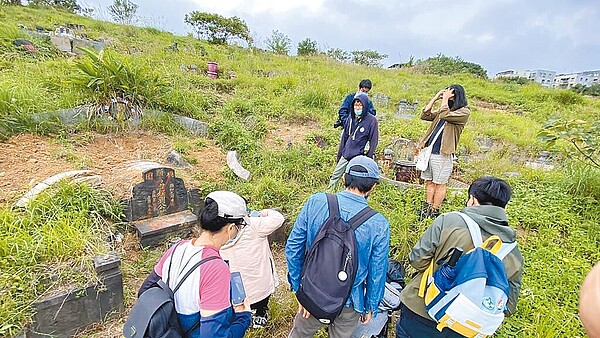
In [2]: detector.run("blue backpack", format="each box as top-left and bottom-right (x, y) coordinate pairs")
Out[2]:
(419, 212), (517, 337)
(296, 193), (377, 324)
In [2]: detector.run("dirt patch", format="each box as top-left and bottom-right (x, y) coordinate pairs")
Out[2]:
(0, 134), (72, 204)
(472, 99), (510, 111)
(0, 131), (227, 205)
(264, 121), (320, 150)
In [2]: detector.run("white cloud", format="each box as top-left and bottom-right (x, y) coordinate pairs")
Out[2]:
(191, 0), (325, 15)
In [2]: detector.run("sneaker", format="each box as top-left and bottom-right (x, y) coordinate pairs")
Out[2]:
(252, 314), (268, 329)
(417, 202), (431, 222)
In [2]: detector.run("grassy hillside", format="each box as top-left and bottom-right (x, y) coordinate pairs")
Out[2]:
(1, 5), (599, 337)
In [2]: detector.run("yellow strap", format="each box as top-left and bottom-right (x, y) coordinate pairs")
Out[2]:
(481, 235), (503, 254)
(437, 314), (487, 338)
(418, 259), (436, 298)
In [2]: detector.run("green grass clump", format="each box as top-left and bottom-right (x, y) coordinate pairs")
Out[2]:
(0, 182), (122, 337)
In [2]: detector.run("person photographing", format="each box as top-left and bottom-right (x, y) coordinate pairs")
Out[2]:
(417, 84), (470, 219)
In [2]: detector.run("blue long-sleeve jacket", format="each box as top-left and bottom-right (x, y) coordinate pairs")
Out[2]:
(336, 93), (379, 161)
(285, 191), (390, 314)
(338, 92), (376, 121)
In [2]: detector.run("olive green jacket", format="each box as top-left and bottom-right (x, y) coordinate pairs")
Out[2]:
(418, 104), (470, 155)
(400, 206), (524, 321)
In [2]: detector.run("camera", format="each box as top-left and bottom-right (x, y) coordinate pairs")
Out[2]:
(333, 119), (344, 128)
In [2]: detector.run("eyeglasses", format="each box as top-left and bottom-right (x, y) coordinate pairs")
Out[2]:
(234, 219), (247, 231)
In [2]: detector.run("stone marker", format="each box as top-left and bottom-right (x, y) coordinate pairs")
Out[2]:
(227, 150), (251, 181)
(124, 162), (202, 247)
(172, 114), (209, 137)
(124, 165), (189, 221)
(28, 252), (123, 338)
(372, 93), (390, 108)
(50, 35), (71, 52)
(15, 170), (100, 209)
(166, 150), (193, 168)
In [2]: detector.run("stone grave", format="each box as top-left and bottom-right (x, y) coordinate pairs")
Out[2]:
(28, 252), (123, 338)
(372, 93), (391, 108)
(381, 137), (468, 191)
(525, 151), (555, 170)
(124, 162), (202, 248)
(382, 138), (420, 185)
(227, 151), (251, 181)
(477, 137), (494, 152)
(44, 25), (104, 54)
(394, 98), (418, 119)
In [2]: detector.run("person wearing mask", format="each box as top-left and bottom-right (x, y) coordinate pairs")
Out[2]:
(138, 191), (252, 338)
(334, 79), (377, 128)
(417, 84), (470, 219)
(328, 93), (379, 190)
(220, 207), (285, 329)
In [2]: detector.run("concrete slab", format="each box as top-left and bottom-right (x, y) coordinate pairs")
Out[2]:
(133, 209), (198, 248)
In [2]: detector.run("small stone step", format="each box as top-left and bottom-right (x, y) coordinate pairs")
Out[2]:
(133, 210), (197, 248)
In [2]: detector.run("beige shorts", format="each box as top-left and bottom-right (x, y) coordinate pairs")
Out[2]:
(420, 153), (453, 184)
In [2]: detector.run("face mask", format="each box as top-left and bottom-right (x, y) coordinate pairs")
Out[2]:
(355, 109), (363, 116)
(224, 226), (241, 246)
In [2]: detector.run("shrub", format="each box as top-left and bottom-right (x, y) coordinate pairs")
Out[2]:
(71, 48), (166, 114)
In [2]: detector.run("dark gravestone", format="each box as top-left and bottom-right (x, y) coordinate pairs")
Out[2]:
(125, 165), (202, 248)
(124, 167), (188, 222)
(29, 252), (123, 338)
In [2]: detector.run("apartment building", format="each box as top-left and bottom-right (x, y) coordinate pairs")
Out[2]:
(494, 69), (556, 87)
(554, 71), (600, 88)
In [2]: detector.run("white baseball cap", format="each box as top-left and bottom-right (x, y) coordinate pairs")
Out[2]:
(205, 191), (248, 219)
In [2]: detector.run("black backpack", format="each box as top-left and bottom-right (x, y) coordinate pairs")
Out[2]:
(296, 193), (377, 324)
(123, 251), (218, 338)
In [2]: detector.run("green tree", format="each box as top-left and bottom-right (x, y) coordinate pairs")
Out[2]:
(350, 49), (388, 67)
(297, 38), (318, 56)
(496, 76), (531, 85)
(265, 30), (291, 55)
(539, 118), (600, 168)
(571, 83), (600, 97)
(415, 54), (488, 78)
(108, 0), (138, 25)
(184, 12), (252, 45)
(325, 48), (350, 63)
(28, 0), (80, 12)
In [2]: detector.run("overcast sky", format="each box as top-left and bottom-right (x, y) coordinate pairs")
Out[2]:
(85, 0), (600, 76)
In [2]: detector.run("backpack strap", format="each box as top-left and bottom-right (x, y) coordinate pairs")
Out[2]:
(326, 193), (339, 220)
(455, 212), (517, 260)
(327, 193), (377, 230)
(452, 212), (483, 247)
(496, 241), (517, 260)
(348, 206), (377, 231)
(173, 255), (219, 294)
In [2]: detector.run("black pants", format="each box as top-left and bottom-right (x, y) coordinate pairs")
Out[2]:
(251, 295), (270, 317)
(395, 304), (463, 338)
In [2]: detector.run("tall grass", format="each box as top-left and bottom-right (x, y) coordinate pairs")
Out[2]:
(0, 182), (122, 337)
(1, 5), (600, 337)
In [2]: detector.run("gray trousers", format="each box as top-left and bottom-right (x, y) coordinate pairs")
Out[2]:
(288, 307), (360, 338)
(327, 157), (349, 190)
